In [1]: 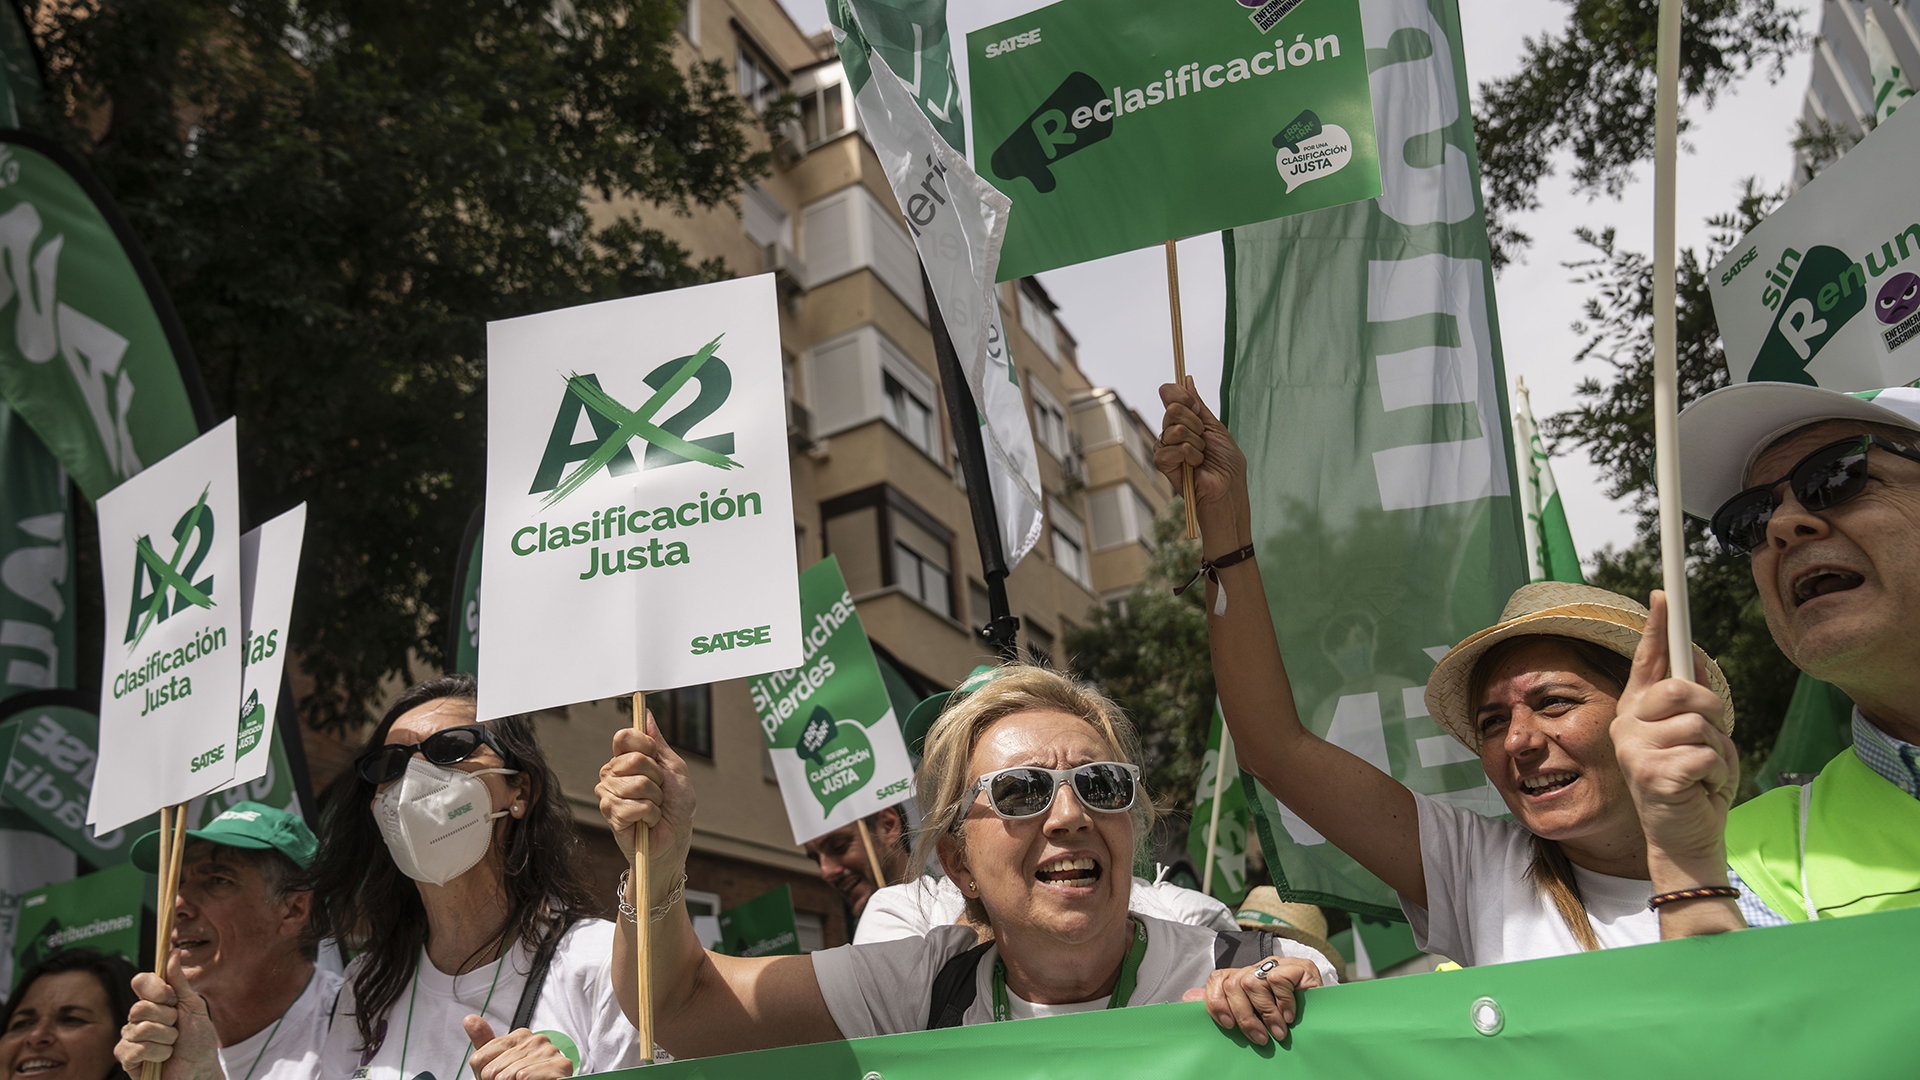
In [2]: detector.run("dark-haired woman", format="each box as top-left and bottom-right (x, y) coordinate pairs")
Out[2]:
(300, 675), (640, 1079)
(3, 949), (137, 1080)
(1156, 382), (1741, 964)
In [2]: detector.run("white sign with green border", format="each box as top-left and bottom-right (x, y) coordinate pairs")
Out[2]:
(478, 276), (802, 718)
(230, 503), (305, 791)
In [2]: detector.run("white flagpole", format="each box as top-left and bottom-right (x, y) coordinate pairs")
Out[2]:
(1652, 0), (1696, 678)
(1201, 726), (1232, 896)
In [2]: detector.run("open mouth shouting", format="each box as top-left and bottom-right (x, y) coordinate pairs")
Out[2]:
(1519, 770), (1578, 800)
(1035, 855), (1101, 889)
(13, 1058), (66, 1077)
(1791, 567), (1865, 608)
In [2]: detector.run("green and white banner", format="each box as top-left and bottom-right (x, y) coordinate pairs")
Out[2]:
(830, 0), (1045, 567)
(576, 908), (1915, 1079)
(91, 420), (243, 831)
(12, 862), (143, 974)
(967, 0), (1380, 280)
(747, 557), (913, 844)
(1221, 0), (1525, 918)
(2, 701), (158, 864)
(716, 885), (801, 958)
(0, 806), (76, 994)
(1185, 704), (1249, 906)
(1708, 95), (1920, 389)
(231, 504), (305, 792)
(448, 505), (483, 676)
(0, 133), (202, 500)
(0, 401), (74, 701)
(1866, 8), (1915, 124)
(478, 277), (802, 718)
(1511, 382), (1581, 584)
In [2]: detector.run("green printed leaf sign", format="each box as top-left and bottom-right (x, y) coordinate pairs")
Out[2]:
(967, 0), (1379, 280)
(747, 557), (913, 844)
(12, 862), (143, 973)
(716, 885), (801, 958)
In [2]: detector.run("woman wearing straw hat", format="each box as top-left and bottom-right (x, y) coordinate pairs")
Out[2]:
(1156, 383), (1737, 965)
(597, 665), (1340, 1056)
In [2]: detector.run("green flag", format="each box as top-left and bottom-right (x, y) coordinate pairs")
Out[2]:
(12, 862), (143, 973)
(1757, 674), (1855, 791)
(0, 0), (41, 128)
(829, 0), (965, 153)
(1511, 379), (1583, 584)
(1220, 0), (1526, 919)
(1866, 8), (1915, 123)
(0, 401), (75, 702)
(1185, 703), (1249, 906)
(0, 132), (205, 501)
(447, 505), (482, 676)
(966, 0), (1380, 280)
(717, 885), (801, 958)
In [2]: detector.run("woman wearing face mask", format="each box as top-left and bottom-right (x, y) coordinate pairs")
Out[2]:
(3, 950), (137, 1080)
(299, 674), (641, 1079)
(1157, 383), (1739, 964)
(598, 666), (1339, 1058)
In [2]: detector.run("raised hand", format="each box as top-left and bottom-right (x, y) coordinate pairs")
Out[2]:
(596, 711), (695, 894)
(115, 954), (222, 1080)
(1184, 956), (1322, 1046)
(1155, 379), (1248, 522)
(464, 1015), (575, 1080)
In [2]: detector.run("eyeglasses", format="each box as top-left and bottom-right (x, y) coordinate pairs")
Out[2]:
(968, 762), (1140, 821)
(1710, 434), (1920, 555)
(353, 724), (506, 785)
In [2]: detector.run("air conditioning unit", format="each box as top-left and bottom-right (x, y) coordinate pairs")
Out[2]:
(787, 397), (814, 452)
(774, 119), (807, 163)
(765, 243), (808, 294)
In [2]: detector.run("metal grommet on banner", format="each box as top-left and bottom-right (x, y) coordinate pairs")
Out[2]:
(863, 1072), (883, 1080)
(1470, 996), (1504, 1036)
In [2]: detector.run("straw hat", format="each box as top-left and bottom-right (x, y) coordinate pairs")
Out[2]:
(1233, 887), (1346, 976)
(1423, 582), (1736, 752)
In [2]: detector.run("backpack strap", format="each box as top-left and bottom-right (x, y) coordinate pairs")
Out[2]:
(925, 940), (997, 1030)
(1212, 929), (1278, 970)
(511, 915), (580, 1031)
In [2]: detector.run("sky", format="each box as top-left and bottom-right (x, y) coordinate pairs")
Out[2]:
(773, 0), (1816, 562)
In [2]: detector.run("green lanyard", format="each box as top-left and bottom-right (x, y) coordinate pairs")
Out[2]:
(237, 971), (311, 1080)
(991, 917), (1148, 1023)
(398, 943), (509, 1080)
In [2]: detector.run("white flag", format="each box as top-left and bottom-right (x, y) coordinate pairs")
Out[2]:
(1867, 9), (1915, 123)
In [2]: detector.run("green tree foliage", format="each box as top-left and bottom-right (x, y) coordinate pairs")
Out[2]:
(31, 0), (775, 728)
(1065, 500), (1214, 810)
(1474, 0), (1802, 265)
(1545, 183), (1798, 766)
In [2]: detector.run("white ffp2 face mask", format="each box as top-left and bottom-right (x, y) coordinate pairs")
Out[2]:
(374, 758), (517, 886)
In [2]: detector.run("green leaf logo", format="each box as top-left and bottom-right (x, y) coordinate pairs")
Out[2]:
(235, 690), (265, 759)
(797, 705), (875, 815)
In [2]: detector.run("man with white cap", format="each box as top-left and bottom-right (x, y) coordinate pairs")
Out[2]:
(1616, 383), (1920, 936)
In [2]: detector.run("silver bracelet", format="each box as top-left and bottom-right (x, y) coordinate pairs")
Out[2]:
(616, 868), (688, 924)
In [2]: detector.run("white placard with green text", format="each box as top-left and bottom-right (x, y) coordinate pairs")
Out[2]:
(479, 276), (803, 719)
(90, 419), (244, 831)
(230, 503), (306, 790)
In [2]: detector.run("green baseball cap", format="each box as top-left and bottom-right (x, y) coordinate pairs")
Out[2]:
(131, 801), (318, 873)
(901, 665), (1004, 758)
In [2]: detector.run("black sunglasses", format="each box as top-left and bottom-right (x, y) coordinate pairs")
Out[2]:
(354, 723), (507, 786)
(1710, 434), (1920, 555)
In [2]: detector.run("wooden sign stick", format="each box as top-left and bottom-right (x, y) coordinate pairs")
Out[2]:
(855, 818), (886, 890)
(630, 691), (656, 1066)
(142, 803), (190, 1080)
(1165, 239), (1201, 539)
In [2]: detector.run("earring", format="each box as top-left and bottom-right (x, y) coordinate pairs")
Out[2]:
(967, 881), (977, 892)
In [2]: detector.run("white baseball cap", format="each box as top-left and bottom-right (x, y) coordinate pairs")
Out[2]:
(1677, 383), (1920, 518)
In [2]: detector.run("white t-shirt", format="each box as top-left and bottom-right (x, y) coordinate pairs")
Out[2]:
(217, 967), (344, 1080)
(854, 875), (1237, 944)
(813, 912), (1339, 1037)
(322, 919), (641, 1080)
(1399, 792), (1661, 966)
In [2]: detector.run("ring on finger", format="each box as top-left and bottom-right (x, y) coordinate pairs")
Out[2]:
(1253, 958), (1280, 979)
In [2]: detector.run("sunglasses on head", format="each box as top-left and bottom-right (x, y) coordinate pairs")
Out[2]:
(968, 762), (1140, 821)
(1710, 434), (1920, 555)
(354, 723), (507, 786)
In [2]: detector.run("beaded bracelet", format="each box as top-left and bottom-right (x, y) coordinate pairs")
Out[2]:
(1647, 886), (1740, 910)
(1173, 543), (1257, 616)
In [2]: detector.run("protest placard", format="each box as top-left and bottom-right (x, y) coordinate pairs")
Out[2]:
(968, 0), (1380, 280)
(230, 504), (305, 790)
(12, 862), (144, 973)
(716, 885), (800, 958)
(0, 807), (76, 992)
(478, 276), (802, 720)
(746, 557), (914, 845)
(2, 701), (159, 865)
(1708, 96), (1920, 389)
(90, 419), (243, 832)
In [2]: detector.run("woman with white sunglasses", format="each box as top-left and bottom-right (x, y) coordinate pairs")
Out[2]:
(595, 665), (1339, 1057)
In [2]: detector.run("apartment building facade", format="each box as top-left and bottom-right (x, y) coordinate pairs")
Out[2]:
(528, 0), (1176, 950)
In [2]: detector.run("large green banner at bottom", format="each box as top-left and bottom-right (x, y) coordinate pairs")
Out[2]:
(586, 908), (1914, 1079)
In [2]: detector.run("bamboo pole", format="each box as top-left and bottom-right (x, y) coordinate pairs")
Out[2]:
(1165, 239), (1200, 539)
(142, 803), (189, 1080)
(629, 691), (655, 1065)
(855, 817), (886, 890)
(1651, 0), (1697, 678)
(1201, 727), (1233, 896)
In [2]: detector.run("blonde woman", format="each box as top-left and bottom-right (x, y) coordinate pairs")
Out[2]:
(1156, 382), (1740, 964)
(596, 667), (1339, 1057)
